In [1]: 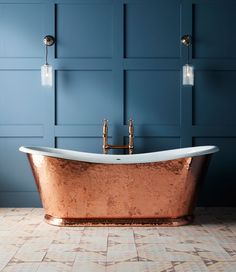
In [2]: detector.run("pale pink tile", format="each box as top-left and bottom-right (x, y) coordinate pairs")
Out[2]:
(37, 262), (73, 272)
(2, 262), (40, 272)
(72, 261), (106, 272)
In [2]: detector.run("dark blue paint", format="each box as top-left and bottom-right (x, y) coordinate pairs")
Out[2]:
(193, 71), (236, 126)
(0, 4), (45, 57)
(193, 2), (236, 59)
(0, 71), (50, 124)
(125, 71), (180, 125)
(56, 4), (113, 58)
(56, 137), (103, 153)
(194, 137), (236, 206)
(56, 70), (116, 125)
(125, 137), (181, 154)
(0, 0), (235, 207)
(125, 1), (181, 58)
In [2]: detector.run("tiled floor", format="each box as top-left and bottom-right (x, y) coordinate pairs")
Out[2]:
(0, 208), (235, 272)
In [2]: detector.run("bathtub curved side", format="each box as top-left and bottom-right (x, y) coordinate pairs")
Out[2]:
(27, 153), (211, 226)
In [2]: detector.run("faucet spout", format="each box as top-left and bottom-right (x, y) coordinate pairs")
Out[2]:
(102, 119), (134, 154)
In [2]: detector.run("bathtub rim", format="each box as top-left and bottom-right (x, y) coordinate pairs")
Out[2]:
(19, 145), (219, 164)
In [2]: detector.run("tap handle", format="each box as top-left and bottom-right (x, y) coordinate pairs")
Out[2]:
(103, 119), (108, 134)
(128, 119), (134, 152)
(128, 119), (134, 135)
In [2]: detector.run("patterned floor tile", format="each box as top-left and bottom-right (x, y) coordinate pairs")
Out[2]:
(107, 244), (137, 262)
(10, 229), (35, 237)
(78, 241), (107, 252)
(108, 228), (134, 244)
(164, 243), (196, 252)
(173, 261), (208, 272)
(0, 236), (27, 246)
(192, 243), (227, 253)
(83, 227), (109, 237)
(25, 237), (53, 247)
(0, 245), (19, 270)
(2, 262), (40, 272)
(30, 209), (44, 216)
(202, 226), (235, 239)
(12, 243), (47, 262)
(74, 251), (106, 262)
(3, 208), (33, 216)
(207, 261), (236, 272)
(30, 230), (58, 239)
(0, 231), (11, 237)
(198, 251), (233, 261)
(37, 262), (73, 272)
(108, 227), (133, 237)
(210, 236), (236, 244)
(179, 235), (219, 244)
(106, 261), (173, 272)
(44, 244), (78, 262)
(133, 227), (159, 240)
(137, 244), (202, 262)
(0, 207), (235, 271)
(72, 261), (106, 272)
(135, 235), (181, 244)
(34, 222), (60, 231)
(157, 227), (209, 237)
(220, 242), (236, 254)
(0, 219), (22, 231)
(109, 235), (135, 245)
(53, 229), (83, 244)
(79, 234), (108, 252)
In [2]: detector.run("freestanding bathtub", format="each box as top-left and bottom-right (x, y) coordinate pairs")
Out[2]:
(19, 145), (218, 227)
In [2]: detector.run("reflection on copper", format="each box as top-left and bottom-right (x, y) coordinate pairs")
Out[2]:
(27, 154), (210, 227)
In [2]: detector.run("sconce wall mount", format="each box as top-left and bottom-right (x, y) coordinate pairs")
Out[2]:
(181, 35), (192, 47)
(43, 35), (55, 47)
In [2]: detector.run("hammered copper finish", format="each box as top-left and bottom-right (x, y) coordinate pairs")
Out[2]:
(27, 154), (210, 227)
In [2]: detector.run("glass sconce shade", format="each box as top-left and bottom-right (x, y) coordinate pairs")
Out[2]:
(183, 64), (194, 86)
(41, 64), (53, 87)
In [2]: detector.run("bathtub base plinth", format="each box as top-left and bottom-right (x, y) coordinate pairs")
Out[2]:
(44, 214), (194, 227)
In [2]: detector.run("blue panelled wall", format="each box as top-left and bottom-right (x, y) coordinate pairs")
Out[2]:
(0, 0), (235, 206)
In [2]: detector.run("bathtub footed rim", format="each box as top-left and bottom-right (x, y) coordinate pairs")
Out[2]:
(44, 214), (194, 227)
(19, 145), (219, 164)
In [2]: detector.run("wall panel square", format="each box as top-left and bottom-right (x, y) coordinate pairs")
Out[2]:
(125, 1), (180, 58)
(128, 137), (180, 154)
(193, 2), (236, 59)
(0, 71), (50, 125)
(0, 4), (44, 58)
(0, 137), (45, 192)
(125, 71), (180, 125)
(56, 137), (103, 153)
(56, 71), (116, 125)
(194, 137), (236, 206)
(56, 4), (113, 58)
(193, 71), (236, 126)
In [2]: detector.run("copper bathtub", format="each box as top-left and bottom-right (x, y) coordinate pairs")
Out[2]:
(19, 146), (218, 227)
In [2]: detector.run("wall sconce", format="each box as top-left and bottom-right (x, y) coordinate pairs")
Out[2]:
(41, 35), (55, 87)
(181, 35), (194, 86)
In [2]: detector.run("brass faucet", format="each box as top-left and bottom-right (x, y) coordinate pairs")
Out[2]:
(102, 119), (134, 154)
